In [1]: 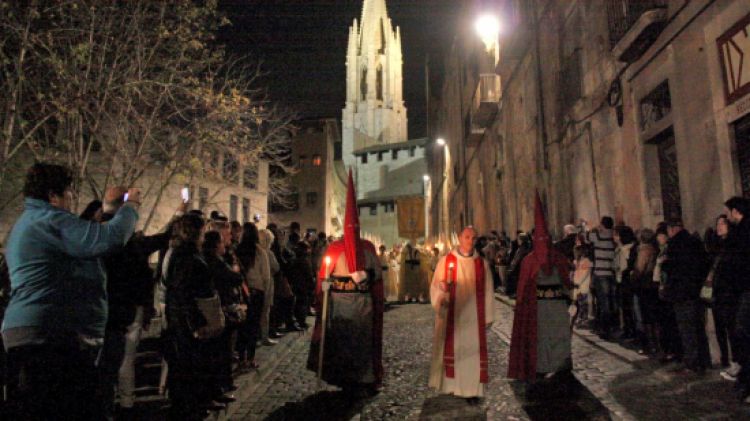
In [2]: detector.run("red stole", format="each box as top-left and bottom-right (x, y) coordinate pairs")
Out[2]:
(443, 253), (488, 383)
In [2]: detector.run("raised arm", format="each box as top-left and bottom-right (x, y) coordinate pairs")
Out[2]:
(56, 204), (138, 259)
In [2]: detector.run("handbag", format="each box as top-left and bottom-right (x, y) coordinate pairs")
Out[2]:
(194, 293), (225, 339)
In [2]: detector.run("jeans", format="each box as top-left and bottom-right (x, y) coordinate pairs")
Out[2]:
(99, 306), (145, 415)
(734, 292), (750, 390)
(593, 275), (615, 333)
(713, 295), (740, 365)
(673, 299), (710, 371)
(237, 289), (264, 362)
(6, 339), (102, 420)
(119, 307), (144, 407)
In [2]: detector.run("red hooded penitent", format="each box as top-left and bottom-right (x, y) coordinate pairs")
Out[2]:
(310, 168), (384, 385)
(507, 192), (571, 381)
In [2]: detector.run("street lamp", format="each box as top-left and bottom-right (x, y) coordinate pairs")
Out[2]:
(475, 14), (500, 51)
(422, 174), (430, 182)
(436, 137), (446, 147)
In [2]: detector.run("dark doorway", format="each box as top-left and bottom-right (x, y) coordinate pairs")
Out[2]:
(649, 129), (682, 221)
(733, 114), (750, 198)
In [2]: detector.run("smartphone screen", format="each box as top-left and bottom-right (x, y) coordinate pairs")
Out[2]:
(124, 193), (129, 202)
(181, 187), (189, 203)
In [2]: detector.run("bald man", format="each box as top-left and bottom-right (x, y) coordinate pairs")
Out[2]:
(429, 227), (494, 402)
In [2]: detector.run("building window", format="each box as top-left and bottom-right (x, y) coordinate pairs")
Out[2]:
(361, 67), (367, 100)
(229, 195), (238, 221)
(409, 147), (415, 157)
(361, 154), (368, 164)
(334, 142), (343, 160)
(180, 184), (193, 209)
(290, 192), (300, 211)
(392, 149), (398, 160)
(199, 187), (208, 210)
(377, 152), (384, 162)
(369, 206), (377, 216)
(640, 80), (671, 132)
(306, 192), (318, 206)
(243, 166), (258, 190)
(298, 155), (307, 168)
(376, 66), (383, 100)
(242, 198), (250, 223)
(383, 202), (395, 213)
(223, 154), (239, 183)
(560, 49), (582, 111)
(733, 114), (750, 198)
(312, 154), (322, 166)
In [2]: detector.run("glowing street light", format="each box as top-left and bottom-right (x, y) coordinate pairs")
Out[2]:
(423, 174), (430, 182)
(475, 14), (500, 51)
(436, 137), (446, 146)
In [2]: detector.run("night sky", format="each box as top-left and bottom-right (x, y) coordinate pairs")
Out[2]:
(218, 0), (465, 138)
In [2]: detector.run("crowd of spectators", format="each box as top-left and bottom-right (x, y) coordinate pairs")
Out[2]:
(0, 162), (328, 420)
(482, 197), (750, 403)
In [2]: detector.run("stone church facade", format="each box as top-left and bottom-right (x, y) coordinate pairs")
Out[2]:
(341, 0), (427, 248)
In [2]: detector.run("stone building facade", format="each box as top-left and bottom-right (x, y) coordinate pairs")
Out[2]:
(268, 118), (343, 237)
(427, 0), (750, 242)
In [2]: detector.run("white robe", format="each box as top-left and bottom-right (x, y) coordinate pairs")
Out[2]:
(429, 250), (495, 397)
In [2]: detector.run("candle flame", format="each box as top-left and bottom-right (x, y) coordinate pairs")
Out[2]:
(324, 256), (331, 265)
(448, 262), (455, 269)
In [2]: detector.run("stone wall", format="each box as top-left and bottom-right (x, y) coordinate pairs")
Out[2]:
(427, 0), (750, 242)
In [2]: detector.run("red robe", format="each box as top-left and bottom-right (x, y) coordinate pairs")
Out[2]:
(507, 250), (571, 381)
(310, 239), (384, 386)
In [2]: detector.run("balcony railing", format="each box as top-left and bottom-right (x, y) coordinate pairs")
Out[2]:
(607, 0), (667, 47)
(471, 73), (501, 130)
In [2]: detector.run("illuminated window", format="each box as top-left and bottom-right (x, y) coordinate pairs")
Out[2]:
(312, 154), (322, 166)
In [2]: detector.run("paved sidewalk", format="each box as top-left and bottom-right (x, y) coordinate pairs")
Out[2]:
(494, 293), (750, 421)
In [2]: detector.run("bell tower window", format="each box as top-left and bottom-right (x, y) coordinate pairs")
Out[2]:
(376, 66), (383, 101)
(360, 67), (367, 100)
(378, 18), (386, 54)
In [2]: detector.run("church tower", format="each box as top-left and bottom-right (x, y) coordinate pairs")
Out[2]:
(342, 0), (408, 176)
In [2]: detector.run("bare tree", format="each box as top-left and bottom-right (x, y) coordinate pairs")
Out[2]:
(0, 1), (297, 228)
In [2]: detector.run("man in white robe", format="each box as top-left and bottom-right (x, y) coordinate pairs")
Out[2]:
(429, 227), (495, 400)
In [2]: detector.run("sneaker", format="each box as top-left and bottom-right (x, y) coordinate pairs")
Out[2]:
(728, 362), (742, 377)
(721, 370), (738, 382)
(262, 338), (278, 346)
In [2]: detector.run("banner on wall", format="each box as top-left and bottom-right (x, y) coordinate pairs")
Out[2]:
(396, 196), (424, 240)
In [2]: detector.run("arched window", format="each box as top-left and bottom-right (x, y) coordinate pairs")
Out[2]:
(360, 67), (367, 100)
(378, 18), (386, 54)
(376, 66), (383, 100)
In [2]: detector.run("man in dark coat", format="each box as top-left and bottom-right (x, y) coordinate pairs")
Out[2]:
(661, 219), (710, 374)
(724, 197), (750, 401)
(99, 198), (174, 415)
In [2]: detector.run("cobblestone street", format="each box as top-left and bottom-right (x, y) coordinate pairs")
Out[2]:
(230, 299), (609, 420)
(225, 297), (750, 420)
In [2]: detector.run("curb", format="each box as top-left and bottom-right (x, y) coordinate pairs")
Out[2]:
(493, 293), (647, 366)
